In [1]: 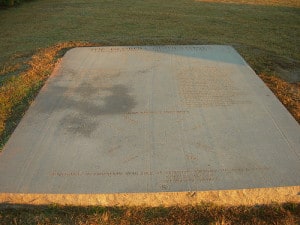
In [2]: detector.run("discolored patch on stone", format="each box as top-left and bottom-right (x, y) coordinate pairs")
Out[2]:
(60, 114), (98, 137)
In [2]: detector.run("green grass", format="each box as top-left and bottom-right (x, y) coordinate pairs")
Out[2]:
(0, 0), (299, 79)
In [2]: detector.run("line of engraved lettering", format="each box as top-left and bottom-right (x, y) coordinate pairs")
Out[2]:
(90, 46), (213, 52)
(51, 171), (82, 176)
(193, 167), (269, 173)
(166, 172), (213, 178)
(149, 46), (213, 51)
(149, 46), (179, 51)
(165, 177), (215, 183)
(194, 46), (208, 51)
(50, 170), (165, 177)
(139, 171), (163, 176)
(125, 110), (189, 115)
(166, 170), (189, 175)
(51, 167), (269, 177)
(163, 167), (270, 184)
(51, 171), (123, 176)
(128, 47), (143, 50)
(165, 170), (215, 183)
(125, 171), (139, 176)
(219, 167), (270, 172)
(140, 171), (154, 176)
(84, 171), (123, 176)
(164, 167), (269, 175)
(123, 155), (139, 163)
(90, 47), (143, 52)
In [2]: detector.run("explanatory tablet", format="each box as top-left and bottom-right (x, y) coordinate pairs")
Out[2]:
(0, 45), (299, 194)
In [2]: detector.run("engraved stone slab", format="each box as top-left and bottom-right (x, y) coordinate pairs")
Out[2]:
(0, 46), (299, 196)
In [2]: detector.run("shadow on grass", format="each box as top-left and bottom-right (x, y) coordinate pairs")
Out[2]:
(0, 202), (299, 224)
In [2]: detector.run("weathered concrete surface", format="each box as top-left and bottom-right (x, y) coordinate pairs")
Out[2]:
(0, 46), (299, 205)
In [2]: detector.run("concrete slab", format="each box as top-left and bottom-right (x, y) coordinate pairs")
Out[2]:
(0, 45), (299, 206)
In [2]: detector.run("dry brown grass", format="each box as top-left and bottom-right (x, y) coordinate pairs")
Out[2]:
(196, 0), (300, 7)
(259, 73), (300, 123)
(0, 63), (21, 77)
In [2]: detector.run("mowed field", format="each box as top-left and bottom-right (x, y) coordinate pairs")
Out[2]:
(0, 0), (299, 224)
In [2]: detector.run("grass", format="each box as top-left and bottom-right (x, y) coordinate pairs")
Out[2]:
(0, 0), (299, 224)
(0, 203), (299, 224)
(0, 0), (299, 76)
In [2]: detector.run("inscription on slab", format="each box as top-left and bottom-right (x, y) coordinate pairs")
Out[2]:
(0, 46), (299, 194)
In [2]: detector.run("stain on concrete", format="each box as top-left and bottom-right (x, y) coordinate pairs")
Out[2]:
(60, 114), (97, 137)
(36, 80), (136, 138)
(36, 83), (136, 116)
(100, 85), (136, 115)
(75, 82), (99, 98)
